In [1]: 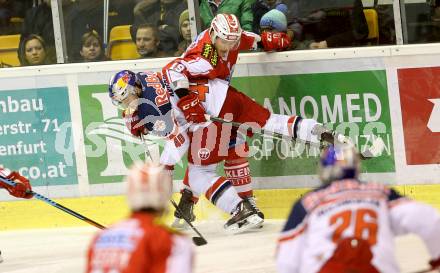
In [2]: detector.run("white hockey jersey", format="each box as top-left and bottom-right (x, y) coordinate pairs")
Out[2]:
(159, 77), (229, 167)
(276, 179), (440, 273)
(169, 77), (229, 131)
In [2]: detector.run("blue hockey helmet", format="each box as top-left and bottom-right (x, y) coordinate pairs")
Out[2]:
(109, 70), (139, 107)
(319, 144), (360, 184)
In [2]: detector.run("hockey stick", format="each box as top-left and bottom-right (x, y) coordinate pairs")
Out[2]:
(138, 135), (208, 246)
(170, 199), (207, 246)
(205, 115), (386, 160)
(0, 176), (106, 229)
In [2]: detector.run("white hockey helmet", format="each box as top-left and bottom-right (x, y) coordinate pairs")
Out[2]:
(210, 13), (242, 44)
(125, 162), (172, 212)
(319, 144), (360, 184)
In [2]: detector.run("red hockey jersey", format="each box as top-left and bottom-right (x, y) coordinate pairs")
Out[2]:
(163, 29), (259, 86)
(86, 213), (194, 273)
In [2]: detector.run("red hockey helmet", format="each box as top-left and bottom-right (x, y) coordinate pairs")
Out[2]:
(126, 162), (172, 211)
(210, 13), (242, 44)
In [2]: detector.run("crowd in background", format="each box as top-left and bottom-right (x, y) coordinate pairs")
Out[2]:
(0, 0), (440, 67)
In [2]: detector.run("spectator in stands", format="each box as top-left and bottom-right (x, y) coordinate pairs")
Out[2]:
(175, 9), (192, 56)
(20, 0), (55, 59)
(133, 0), (186, 30)
(251, 0), (282, 34)
(79, 30), (107, 62)
(290, 0), (369, 49)
(130, 23), (167, 58)
(199, 0), (254, 31)
(133, 0), (184, 54)
(18, 34), (54, 66)
(259, 5), (293, 51)
(64, 0), (135, 62)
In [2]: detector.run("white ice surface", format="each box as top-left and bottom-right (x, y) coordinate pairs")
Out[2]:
(0, 220), (432, 273)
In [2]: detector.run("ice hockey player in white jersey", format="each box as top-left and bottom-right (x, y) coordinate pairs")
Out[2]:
(108, 69), (355, 233)
(109, 70), (266, 233)
(276, 144), (440, 273)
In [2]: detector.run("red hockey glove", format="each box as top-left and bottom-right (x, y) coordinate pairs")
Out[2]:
(429, 257), (440, 270)
(177, 93), (207, 123)
(3, 171), (33, 199)
(122, 109), (145, 137)
(261, 32), (292, 52)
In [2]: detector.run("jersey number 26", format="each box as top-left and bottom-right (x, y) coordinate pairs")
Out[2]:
(330, 208), (378, 245)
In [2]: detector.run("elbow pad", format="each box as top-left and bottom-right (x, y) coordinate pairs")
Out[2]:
(167, 68), (190, 91)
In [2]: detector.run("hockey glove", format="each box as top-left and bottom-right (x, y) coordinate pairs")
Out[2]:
(261, 32), (291, 52)
(429, 257), (440, 271)
(122, 109), (145, 137)
(177, 93), (207, 123)
(3, 171), (33, 199)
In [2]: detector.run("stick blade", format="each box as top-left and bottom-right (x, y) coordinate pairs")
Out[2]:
(192, 237), (208, 246)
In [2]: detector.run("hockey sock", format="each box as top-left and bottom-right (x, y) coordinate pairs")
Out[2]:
(182, 169), (199, 203)
(224, 158), (253, 199)
(204, 177), (241, 213)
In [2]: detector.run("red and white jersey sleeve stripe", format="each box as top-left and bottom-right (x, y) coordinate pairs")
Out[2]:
(0, 167), (12, 177)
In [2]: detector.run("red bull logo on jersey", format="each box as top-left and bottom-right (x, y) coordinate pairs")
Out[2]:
(145, 73), (169, 107)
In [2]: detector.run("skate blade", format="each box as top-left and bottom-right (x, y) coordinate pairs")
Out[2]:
(251, 221), (264, 229)
(224, 215), (264, 234)
(171, 218), (190, 230)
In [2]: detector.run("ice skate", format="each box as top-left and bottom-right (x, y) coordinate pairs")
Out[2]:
(224, 199), (264, 234)
(172, 189), (196, 230)
(247, 196), (264, 228)
(312, 124), (385, 159)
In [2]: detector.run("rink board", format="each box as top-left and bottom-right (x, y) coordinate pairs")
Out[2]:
(0, 44), (439, 211)
(1, 184), (440, 230)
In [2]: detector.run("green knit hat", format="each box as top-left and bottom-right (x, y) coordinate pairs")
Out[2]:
(179, 10), (189, 28)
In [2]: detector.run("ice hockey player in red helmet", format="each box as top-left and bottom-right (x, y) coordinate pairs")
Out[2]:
(85, 162), (194, 273)
(161, 13), (291, 227)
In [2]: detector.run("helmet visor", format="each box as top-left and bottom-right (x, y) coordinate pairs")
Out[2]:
(112, 93), (138, 110)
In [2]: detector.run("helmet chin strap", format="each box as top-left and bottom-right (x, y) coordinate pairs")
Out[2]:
(220, 51), (229, 61)
(209, 28), (217, 44)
